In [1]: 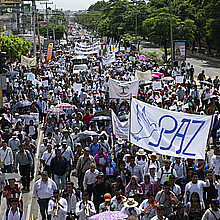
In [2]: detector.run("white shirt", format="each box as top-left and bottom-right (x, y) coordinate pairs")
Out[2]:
(41, 150), (55, 166)
(0, 147), (13, 166)
(83, 169), (99, 190)
(75, 200), (96, 220)
(151, 216), (168, 220)
(184, 179), (210, 204)
(111, 196), (126, 211)
(3, 208), (23, 220)
(139, 199), (157, 220)
(202, 208), (220, 220)
(157, 166), (177, 184)
(34, 178), (57, 200)
(211, 155), (220, 175)
(144, 160), (160, 174)
(60, 146), (74, 162)
(48, 197), (67, 220)
(121, 207), (141, 217)
(67, 193), (77, 214)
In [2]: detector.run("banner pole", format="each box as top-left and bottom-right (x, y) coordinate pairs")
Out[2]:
(129, 93), (132, 143)
(206, 114), (214, 151)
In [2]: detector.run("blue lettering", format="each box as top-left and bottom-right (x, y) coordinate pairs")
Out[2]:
(166, 118), (191, 153)
(149, 115), (177, 147)
(182, 120), (206, 156)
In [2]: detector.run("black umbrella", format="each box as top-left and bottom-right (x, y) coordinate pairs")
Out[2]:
(91, 116), (111, 121)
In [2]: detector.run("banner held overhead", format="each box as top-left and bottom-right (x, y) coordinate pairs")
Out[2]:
(130, 98), (212, 159)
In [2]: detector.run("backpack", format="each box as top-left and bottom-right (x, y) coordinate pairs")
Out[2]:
(6, 208), (23, 220)
(147, 160), (160, 172)
(172, 161), (186, 176)
(161, 167), (174, 178)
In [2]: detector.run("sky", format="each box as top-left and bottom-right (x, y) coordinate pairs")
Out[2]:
(37, 0), (100, 11)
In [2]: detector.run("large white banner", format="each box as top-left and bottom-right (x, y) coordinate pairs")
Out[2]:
(102, 53), (116, 66)
(21, 55), (36, 66)
(131, 98), (212, 159)
(109, 78), (139, 100)
(111, 110), (129, 140)
(74, 41), (100, 55)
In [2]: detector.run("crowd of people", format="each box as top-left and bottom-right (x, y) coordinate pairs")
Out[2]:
(0, 24), (220, 220)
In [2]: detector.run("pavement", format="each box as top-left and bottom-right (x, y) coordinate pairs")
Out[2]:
(140, 41), (220, 78)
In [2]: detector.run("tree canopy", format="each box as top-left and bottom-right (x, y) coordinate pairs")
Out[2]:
(1, 34), (31, 61)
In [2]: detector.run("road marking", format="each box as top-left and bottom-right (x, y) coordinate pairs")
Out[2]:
(26, 127), (43, 220)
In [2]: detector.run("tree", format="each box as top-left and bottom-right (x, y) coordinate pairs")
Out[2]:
(1, 34), (31, 61)
(143, 7), (195, 61)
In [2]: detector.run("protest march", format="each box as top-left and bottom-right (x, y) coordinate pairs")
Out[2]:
(0, 23), (220, 220)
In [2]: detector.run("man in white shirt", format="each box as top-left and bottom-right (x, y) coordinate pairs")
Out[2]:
(75, 192), (96, 220)
(34, 171), (57, 220)
(121, 198), (141, 217)
(8, 134), (20, 157)
(83, 163), (98, 200)
(40, 144), (55, 176)
(211, 147), (220, 180)
(64, 182), (77, 218)
(144, 152), (160, 174)
(0, 141), (13, 173)
(59, 140), (74, 182)
(3, 198), (23, 220)
(171, 157), (186, 186)
(139, 191), (157, 220)
(157, 159), (177, 186)
(48, 190), (67, 220)
(184, 172), (210, 205)
(202, 199), (220, 220)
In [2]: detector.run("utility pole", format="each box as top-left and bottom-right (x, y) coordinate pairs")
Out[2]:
(37, 10), (42, 61)
(169, 0), (174, 66)
(40, 1), (53, 46)
(21, 0), (25, 34)
(32, 0), (36, 57)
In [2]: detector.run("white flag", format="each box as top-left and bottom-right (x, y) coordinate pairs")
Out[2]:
(109, 78), (139, 100)
(111, 110), (129, 140)
(131, 98), (212, 159)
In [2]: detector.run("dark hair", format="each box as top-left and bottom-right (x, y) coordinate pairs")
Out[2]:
(163, 181), (171, 187)
(192, 172), (198, 177)
(53, 189), (59, 194)
(82, 191), (89, 197)
(169, 174), (175, 180)
(147, 191), (154, 198)
(157, 205), (165, 211)
(67, 182), (74, 187)
(176, 203), (185, 210)
(9, 198), (19, 204)
(55, 148), (61, 154)
(190, 192), (200, 203)
(120, 161), (125, 166)
(130, 156), (135, 160)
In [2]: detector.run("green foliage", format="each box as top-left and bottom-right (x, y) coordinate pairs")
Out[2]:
(1, 34), (31, 61)
(39, 25), (66, 40)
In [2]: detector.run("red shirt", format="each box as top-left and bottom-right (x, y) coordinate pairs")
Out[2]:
(83, 114), (93, 127)
(4, 184), (22, 208)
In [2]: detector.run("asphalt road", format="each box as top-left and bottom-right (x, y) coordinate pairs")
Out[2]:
(140, 41), (220, 78)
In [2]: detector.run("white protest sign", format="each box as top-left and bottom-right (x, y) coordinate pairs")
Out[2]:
(73, 83), (82, 92)
(152, 81), (162, 90)
(42, 80), (49, 87)
(175, 76), (184, 84)
(131, 98), (212, 159)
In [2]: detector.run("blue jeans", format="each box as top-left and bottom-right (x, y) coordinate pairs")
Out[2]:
(37, 199), (51, 220)
(1, 164), (12, 173)
(54, 174), (66, 190)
